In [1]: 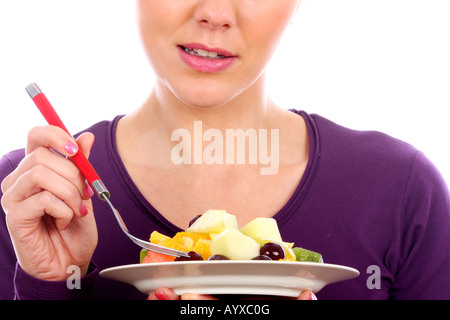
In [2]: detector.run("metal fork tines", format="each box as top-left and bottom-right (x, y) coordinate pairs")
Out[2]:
(102, 195), (189, 258)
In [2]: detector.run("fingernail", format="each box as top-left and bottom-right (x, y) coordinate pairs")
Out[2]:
(84, 182), (95, 198)
(155, 292), (168, 300)
(64, 141), (79, 155)
(80, 201), (88, 217)
(309, 292), (317, 300)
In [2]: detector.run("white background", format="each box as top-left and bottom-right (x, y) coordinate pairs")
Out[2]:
(0, 0), (449, 185)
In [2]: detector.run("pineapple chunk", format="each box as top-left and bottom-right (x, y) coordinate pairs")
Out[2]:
(210, 228), (260, 260)
(240, 217), (282, 245)
(187, 209), (238, 234)
(149, 230), (171, 244)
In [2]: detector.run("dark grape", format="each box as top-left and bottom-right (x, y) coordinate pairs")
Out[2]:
(208, 254), (230, 260)
(188, 214), (202, 227)
(252, 255), (272, 260)
(175, 251), (204, 261)
(260, 242), (285, 260)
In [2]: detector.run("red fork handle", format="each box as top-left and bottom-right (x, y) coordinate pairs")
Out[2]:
(26, 83), (109, 199)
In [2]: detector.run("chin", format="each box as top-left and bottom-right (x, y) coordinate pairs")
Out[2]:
(180, 95), (231, 110)
(173, 82), (242, 110)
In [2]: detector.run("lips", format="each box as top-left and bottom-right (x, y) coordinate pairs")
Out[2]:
(181, 47), (226, 60)
(178, 43), (237, 73)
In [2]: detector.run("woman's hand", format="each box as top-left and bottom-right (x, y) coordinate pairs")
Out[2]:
(1, 125), (98, 281)
(147, 287), (317, 300)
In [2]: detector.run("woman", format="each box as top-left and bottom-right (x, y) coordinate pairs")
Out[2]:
(1, 0), (449, 300)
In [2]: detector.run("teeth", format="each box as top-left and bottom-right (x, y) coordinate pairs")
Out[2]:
(207, 52), (218, 58)
(184, 47), (225, 59)
(197, 49), (209, 57)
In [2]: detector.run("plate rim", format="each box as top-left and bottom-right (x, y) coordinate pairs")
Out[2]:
(100, 260), (360, 297)
(100, 259), (360, 273)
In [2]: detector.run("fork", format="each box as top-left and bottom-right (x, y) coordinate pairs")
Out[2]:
(25, 82), (189, 258)
(102, 195), (189, 257)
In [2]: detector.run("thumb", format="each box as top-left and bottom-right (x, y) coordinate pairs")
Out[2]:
(297, 290), (317, 300)
(75, 132), (95, 159)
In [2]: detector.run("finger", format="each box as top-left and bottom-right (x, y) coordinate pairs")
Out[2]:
(181, 293), (218, 300)
(26, 125), (79, 157)
(4, 164), (87, 218)
(6, 190), (74, 232)
(148, 288), (181, 300)
(297, 290), (317, 300)
(1, 147), (91, 200)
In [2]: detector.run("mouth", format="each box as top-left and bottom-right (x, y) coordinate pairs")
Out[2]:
(180, 46), (227, 60)
(177, 43), (237, 73)
(179, 44), (235, 59)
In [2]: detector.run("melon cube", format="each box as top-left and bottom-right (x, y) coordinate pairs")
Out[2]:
(240, 217), (282, 244)
(210, 228), (260, 260)
(186, 209), (238, 234)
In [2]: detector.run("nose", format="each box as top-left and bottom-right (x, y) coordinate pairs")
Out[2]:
(194, 0), (236, 31)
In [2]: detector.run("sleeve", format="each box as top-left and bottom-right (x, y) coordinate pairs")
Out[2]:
(390, 151), (450, 299)
(0, 150), (25, 299)
(1, 151), (99, 300)
(13, 262), (99, 300)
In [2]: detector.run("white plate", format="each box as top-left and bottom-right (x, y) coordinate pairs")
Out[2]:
(100, 260), (359, 297)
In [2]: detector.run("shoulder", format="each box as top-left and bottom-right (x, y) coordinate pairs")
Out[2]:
(74, 116), (120, 139)
(311, 113), (417, 158)
(299, 112), (448, 207)
(308, 113), (420, 175)
(308, 111), (449, 214)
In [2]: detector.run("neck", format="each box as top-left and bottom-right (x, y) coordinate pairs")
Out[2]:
(117, 74), (284, 169)
(133, 74), (280, 133)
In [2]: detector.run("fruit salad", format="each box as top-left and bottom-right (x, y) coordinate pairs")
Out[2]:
(140, 209), (323, 263)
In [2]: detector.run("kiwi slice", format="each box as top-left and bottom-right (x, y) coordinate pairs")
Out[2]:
(292, 247), (323, 263)
(139, 249), (148, 263)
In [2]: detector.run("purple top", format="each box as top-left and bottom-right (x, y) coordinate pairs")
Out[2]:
(1, 111), (449, 300)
